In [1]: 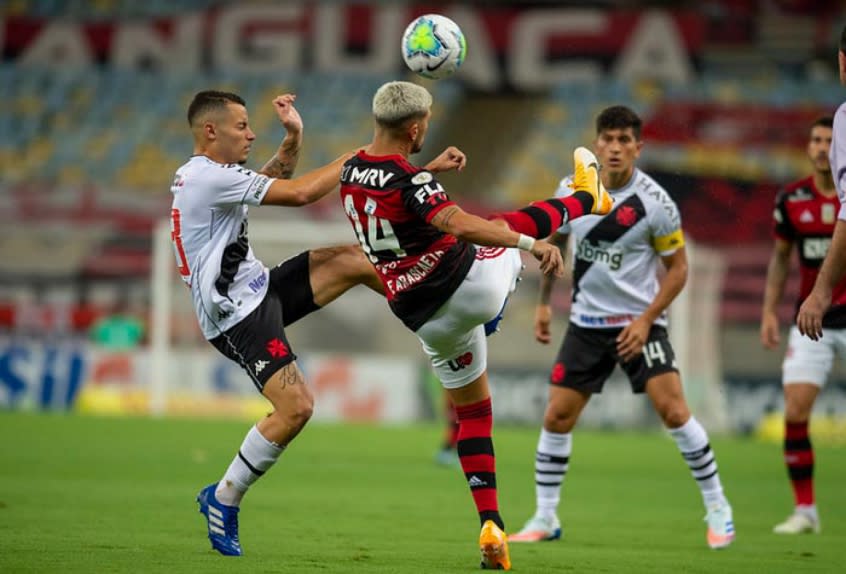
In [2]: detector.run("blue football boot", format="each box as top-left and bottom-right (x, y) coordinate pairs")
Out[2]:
(197, 483), (242, 556)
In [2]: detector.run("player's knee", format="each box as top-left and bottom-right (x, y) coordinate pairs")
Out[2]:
(276, 391), (313, 433)
(292, 395), (314, 427)
(658, 404), (690, 428)
(340, 244), (366, 262)
(544, 408), (576, 433)
(338, 244), (373, 277)
(264, 369), (314, 428)
(292, 383), (315, 420)
(783, 401), (810, 424)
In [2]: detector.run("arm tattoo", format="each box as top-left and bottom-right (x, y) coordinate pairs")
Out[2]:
(434, 206), (459, 229)
(261, 154), (295, 180)
(261, 138), (300, 180)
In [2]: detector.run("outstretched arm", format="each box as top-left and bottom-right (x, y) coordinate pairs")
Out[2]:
(260, 94), (303, 180)
(430, 205), (564, 276)
(261, 151), (354, 206)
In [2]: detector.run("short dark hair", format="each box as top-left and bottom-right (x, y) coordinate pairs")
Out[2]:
(187, 90), (245, 127)
(596, 105), (642, 140)
(841, 24), (846, 54)
(813, 116), (834, 130)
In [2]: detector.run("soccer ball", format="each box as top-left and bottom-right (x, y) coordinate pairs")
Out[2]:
(401, 14), (467, 80)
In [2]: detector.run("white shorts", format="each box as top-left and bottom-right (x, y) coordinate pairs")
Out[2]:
(782, 326), (846, 386)
(416, 247), (523, 389)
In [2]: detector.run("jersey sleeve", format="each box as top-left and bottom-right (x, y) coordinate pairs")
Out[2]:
(553, 176), (574, 234)
(649, 193), (685, 255)
(833, 103), (846, 219)
(209, 165), (275, 207)
(772, 189), (794, 240)
(401, 170), (455, 223)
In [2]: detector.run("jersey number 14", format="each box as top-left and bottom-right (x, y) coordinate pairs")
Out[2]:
(344, 195), (407, 263)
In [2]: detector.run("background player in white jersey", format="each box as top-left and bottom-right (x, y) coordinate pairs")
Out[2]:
(509, 106), (735, 549)
(798, 25), (846, 338)
(339, 81), (612, 570)
(177, 90), (494, 557)
(762, 117), (840, 535)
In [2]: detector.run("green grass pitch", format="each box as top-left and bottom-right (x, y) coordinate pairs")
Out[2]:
(0, 412), (843, 573)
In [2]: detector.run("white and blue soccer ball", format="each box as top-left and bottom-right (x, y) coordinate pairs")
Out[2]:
(401, 14), (467, 80)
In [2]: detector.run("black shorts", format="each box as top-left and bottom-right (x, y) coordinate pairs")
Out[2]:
(210, 251), (320, 392)
(549, 323), (678, 394)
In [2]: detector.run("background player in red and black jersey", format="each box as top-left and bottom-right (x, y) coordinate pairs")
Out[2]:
(761, 116), (840, 534)
(339, 80), (611, 570)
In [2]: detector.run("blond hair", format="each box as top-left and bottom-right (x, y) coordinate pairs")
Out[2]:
(372, 81), (432, 127)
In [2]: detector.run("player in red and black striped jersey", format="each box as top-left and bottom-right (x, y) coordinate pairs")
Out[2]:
(339, 81), (611, 570)
(761, 116), (841, 534)
(341, 149), (476, 331)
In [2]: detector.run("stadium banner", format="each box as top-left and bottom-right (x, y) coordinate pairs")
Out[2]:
(0, 2), (704, 91)
(0, 338), (422, 422)
(724, 375), (846, 444)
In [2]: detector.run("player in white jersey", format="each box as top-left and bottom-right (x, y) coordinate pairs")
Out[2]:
(509, 106), (735, 549)
(799, 25), (846, 340)
(175, 90), (391, 557)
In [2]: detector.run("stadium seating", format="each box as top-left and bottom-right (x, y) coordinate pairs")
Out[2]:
(497, 74), (842, 207)
(1, 0), (226, 19)
(0, 65), (461, 194)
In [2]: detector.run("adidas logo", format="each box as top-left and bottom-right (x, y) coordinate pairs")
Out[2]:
(468, 475), (487, 487)
(208, 505), (226, 535)
(255, 360), (269, 374)
(799, 209), (814, 223)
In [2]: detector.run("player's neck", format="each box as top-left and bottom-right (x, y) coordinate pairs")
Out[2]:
(813, 171), (836, 197)
(602, 168), (635, 191)
(193, 145), (228, 165)
(367, 135), (412, 159)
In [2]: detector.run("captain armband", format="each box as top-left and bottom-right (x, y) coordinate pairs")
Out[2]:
(652, 229), (685, 253)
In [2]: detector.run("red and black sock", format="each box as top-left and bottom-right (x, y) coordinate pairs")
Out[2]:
(443, 397), (459, 450)
(455, 397), (503, 530)
(784, 421), (815, 506)
(490, 192), (593, 238)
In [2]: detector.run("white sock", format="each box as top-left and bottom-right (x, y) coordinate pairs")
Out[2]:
(667, 416), (726, 509)
(535, 428), (571, 519)
(796, 504), (819, 521)
(215, 425), (285, 507)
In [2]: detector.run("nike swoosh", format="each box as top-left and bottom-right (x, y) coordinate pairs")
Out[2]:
(425, 53), (449, 71)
